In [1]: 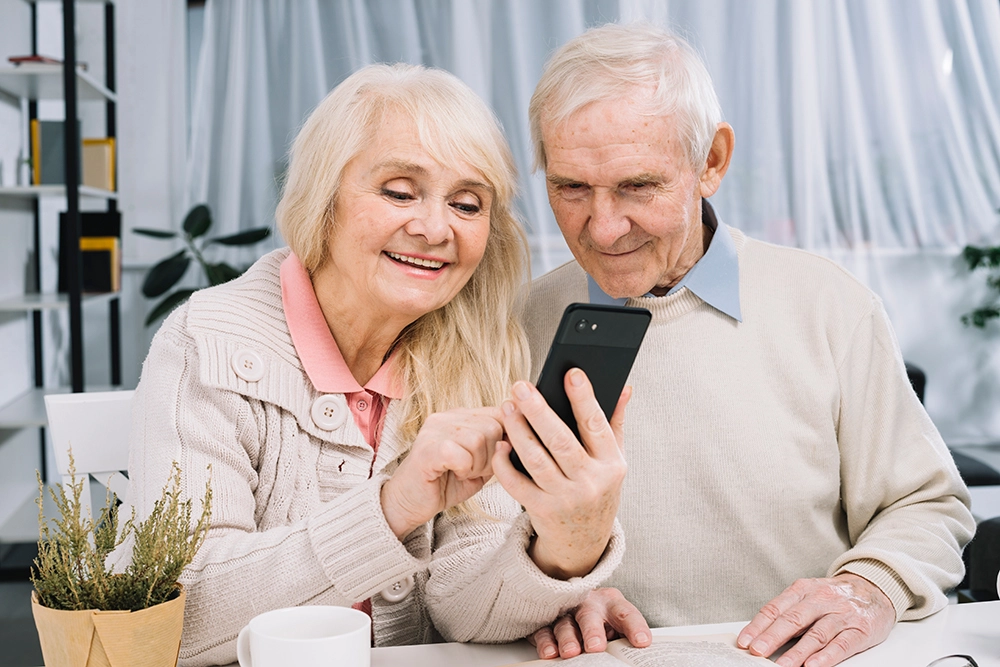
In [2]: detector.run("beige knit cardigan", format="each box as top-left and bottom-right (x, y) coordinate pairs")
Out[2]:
(119, 248), (623, 667)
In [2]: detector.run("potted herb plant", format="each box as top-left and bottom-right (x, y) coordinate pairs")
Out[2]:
(31, 455), (212, 667)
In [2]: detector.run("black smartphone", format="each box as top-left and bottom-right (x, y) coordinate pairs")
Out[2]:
(510, 303), (652, 476)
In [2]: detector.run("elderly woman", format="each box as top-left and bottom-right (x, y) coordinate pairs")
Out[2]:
(123, 63), (628, 666)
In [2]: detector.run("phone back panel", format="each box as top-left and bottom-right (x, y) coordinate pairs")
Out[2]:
(535, 303), (651, 439)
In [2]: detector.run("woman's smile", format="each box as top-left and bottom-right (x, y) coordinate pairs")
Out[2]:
(384, 251), (449, 272)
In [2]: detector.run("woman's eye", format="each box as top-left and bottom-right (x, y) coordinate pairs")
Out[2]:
(451, 200), (481, 214)
(382, 188), (414, 201)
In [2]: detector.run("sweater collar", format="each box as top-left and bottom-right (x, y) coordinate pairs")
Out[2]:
(587, 199), (742, 322)
(280, 253), (403, 398)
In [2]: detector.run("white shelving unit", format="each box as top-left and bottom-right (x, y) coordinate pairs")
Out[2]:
(0, 291), (116, 313)
(0, 63), (116, 102)
(0, 385), (117, 430)
(0, 0), (121, 564)
(0, 184), (117, 199)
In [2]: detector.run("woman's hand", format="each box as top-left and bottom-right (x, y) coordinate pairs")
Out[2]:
(381, 407), (505, 539)
(492, 370), (629, 579)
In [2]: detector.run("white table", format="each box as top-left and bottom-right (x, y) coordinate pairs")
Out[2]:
(368, 601), (1000, 666)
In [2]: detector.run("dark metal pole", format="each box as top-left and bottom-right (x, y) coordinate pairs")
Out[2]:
(29, 0), (41, 390)
(105, 1), (121, 386)
(31, 1), (46, 484)
(104, 0), (116, 209)
(110, 299), (121, 385)
(62, 0), (84, 393)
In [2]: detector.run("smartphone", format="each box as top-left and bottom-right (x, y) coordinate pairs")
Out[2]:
(510, 303), (652, 476)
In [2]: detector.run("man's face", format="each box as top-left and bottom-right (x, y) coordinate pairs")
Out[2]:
(542, 96), (714, 299)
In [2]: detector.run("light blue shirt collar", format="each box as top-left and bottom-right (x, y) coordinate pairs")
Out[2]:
(587, 206), (742, 322)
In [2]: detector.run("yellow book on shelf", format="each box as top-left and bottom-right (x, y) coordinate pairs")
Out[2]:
(79, 236), (120, 292)
(30, 118), (40, 186)
(82, 137), (115, 191)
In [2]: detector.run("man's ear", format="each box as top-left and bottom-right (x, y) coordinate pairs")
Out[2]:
(699, 122), (735, 198)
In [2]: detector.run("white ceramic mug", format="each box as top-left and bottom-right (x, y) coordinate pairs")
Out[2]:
(236, 606), (371, 667)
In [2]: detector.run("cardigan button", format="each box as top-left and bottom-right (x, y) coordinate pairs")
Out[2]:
(380, 575), (414, 603)
(310, 395), (347, 430)
(231, 349), (265, 382)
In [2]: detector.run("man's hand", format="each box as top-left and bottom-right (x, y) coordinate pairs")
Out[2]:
(530, 588), (651, 659)
(381, 407), (504, 539)
(492, 370), (629, 579)
(737, 573), (895, 667)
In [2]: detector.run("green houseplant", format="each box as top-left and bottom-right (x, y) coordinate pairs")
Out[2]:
(31, 455), (212, 667)
(133, 204), (271, 326)
(961, 244), (1000, 328)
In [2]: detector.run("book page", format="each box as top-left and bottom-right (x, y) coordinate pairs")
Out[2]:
(607, 634), (773, 666)
(501, 634), (773, 666)
(502, 651), (626, 666)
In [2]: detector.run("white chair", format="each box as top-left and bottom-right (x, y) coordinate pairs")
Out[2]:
(43, 390), (135, 522)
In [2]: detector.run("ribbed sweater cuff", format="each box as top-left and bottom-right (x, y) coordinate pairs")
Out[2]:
(835, 558), (915, 620)
(307, 474), (427, 601)
(502, 514), (625, 606)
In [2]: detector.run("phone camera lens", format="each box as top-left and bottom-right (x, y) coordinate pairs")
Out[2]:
(575, 319), (589, 332)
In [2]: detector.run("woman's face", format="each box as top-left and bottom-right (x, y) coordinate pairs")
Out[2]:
(325, 111), (493, 325)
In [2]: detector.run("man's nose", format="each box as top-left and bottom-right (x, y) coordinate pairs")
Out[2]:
(587, 191), (630, 247)
(405, 200), (453, 245)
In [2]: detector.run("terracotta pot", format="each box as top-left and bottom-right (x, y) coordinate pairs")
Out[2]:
(31, 586), (185, 667)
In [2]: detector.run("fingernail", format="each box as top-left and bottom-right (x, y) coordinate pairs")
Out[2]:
(585, 637), (602, 651)
(542, 646), (557, 659)
(635, 632), (649, 645)
(564, 643), (579, 653)
(570, 368), (585, 386)
(513, 381), (531, 400)
(502, 400), (515, 415)
(737, 633), (751, 648)
(750, 640), (768, 655)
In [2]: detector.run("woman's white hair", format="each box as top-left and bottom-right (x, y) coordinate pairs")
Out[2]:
(529, 23), (723, 170)
(277, 63), (529, 442)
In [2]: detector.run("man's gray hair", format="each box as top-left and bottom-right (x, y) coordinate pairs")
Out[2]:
(529, 23), (723, 171)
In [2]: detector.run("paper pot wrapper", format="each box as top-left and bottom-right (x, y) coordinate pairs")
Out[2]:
(31, 586), (185, 667)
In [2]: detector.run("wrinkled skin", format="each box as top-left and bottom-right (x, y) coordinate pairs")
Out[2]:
(737, 573), (895, 667)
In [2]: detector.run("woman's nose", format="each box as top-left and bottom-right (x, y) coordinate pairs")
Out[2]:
(405, 201), (453, 245)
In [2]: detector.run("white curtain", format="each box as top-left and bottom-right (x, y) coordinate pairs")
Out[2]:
(186, 0), (1000, 442)
(187, 0), (1000, 266)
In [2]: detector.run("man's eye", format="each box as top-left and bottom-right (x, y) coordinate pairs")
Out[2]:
(627, 182), (650, 189)
(560, 184), (588, 198)
(383, 188), (414, 201)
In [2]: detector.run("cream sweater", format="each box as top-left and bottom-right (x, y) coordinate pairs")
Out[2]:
(524, 228), (974, 627)
(123, 249), (623, 666)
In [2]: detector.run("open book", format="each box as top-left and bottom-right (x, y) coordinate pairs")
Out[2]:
(506, 634), (774, 666)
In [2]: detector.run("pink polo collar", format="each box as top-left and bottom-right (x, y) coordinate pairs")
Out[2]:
(280, 253), (404, 400)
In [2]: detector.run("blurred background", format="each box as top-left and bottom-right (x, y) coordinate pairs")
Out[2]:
(0, 1), (999, 662)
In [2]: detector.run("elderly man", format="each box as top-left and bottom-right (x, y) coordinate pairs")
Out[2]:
(519, 23), (975, 667)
